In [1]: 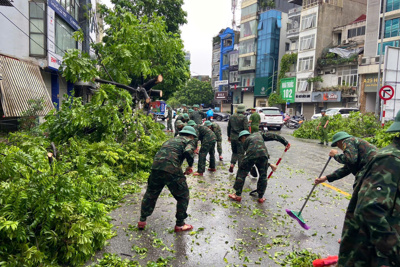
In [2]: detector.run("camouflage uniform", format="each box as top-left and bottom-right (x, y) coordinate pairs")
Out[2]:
(228, 112), (248, 166)
(193, 125), (217, 173)
(139, 136), (195, 226)
(249, 112), (261, 133)
(166, 108), (173, 131)
(211, 122), (223, 157)
(319, 115), (329, 143)
(190, 110), (205, 125)
(338, 137), (400, 267)
(233, 132), (288, 198)
(326, 137), (377, 183)
(174, 115), (188, 136)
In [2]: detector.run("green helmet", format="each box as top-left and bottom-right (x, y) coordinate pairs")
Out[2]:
(182, 104), (187, 107)
(188, 109), (194, 113)
(183, 113), (190, 120)
(176, 120), (186, 127)
(204, 120), (212, 126)
(193, 104), (199, 108)
(166, 105), (171, 108)
(386, 110), (400, 132)
(187, 120), (196, 126)
(237, 104), (246, 113)
(179, 126), (197, 137)
(331, 131), (352, 147)
(238, 130), (251, 139)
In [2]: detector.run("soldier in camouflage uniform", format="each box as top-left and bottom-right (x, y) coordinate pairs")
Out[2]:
(191, 104), (206, 125)
(314, 131), (377, 186)
(337, 112), (400, 267)
(187, 120), (217, 176)
(229, 130), (290, 203)
(227, 104), (248, 173)
(174, 120), (186, 137)
(317, 110), (329, 145)
(182, 104), (187, 114)
(166, 105), (173, 133)
(138, 126), (197, 232)
(210, 120), (223, 161)
(249, 108), (261, 133)
(174, 113), (189, 136)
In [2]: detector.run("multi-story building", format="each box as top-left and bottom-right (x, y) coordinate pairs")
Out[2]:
(359, 0), (400, 114)
(211, 33), (222, 92)
(229, 50), (240, 104)
(285, 0), (367, 118)
(0, 0), (99, 120)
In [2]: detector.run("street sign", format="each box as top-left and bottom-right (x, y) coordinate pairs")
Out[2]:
(214, 91), (228, 100)
(215, 80), (229, 87)
(379, 85), (394, 101)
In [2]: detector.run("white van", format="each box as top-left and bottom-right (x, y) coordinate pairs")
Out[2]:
(248, 107), (284, 130)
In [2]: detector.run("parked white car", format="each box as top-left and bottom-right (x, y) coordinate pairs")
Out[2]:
(311, 107), (359, 120)
(248, 107), (284, 130)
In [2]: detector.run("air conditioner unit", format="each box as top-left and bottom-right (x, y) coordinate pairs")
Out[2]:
(342, 39), (350, 45)
(318, 70), (324, 75)
(374, 56), (381, 63)
(361, 57), (371, 65)
(330, 68), (336, 74)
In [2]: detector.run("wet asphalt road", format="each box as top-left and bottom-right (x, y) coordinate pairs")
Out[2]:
(87, 121), (354, 266)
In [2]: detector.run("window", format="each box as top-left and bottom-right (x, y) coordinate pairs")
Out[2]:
(222, 70), (229, 80)
(285, 43), (290, 51)
(297, 79), (309, 91)
(212, 63), (219, 77)
(299, 34), (315, 51)
(240, 73), (255, 87)
(223, 38), (233, 48)
(223, 54), (229, 65)
(213, 51), (220, 63)
(387, 0), (400, 12)
(230, 53), (238, 66)
(378, 40), (400, 54)
(239, 55), (256, 70)
(29, 2), (46, 56)
(384, 19), (399, 38)
(298, 56), (314, 71)
(230, 71), (240, 83)
(55, 16), (77, 56)
(337, 66), (358, 86)
(301, 13), (316, 30)
(58, 0), (79, 19)
(348, 26), (366, 38)
(240, 20), (257, 38)
(239, 39), (256, 54)
(241, 4), (257, 20)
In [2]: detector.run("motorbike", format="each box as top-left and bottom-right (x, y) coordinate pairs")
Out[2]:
(285, 115), (304, 129)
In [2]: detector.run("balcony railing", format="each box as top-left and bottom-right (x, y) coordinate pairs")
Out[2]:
(286, 28), (300, 38)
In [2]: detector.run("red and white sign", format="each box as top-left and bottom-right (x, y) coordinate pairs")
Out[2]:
(379, 85), (394, 101)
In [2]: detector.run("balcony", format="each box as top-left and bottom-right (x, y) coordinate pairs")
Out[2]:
(287, 28), (300, 39)
(288, 7), (302, 17)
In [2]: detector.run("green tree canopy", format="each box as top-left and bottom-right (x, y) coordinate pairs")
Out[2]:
(172, 79), (214, 106)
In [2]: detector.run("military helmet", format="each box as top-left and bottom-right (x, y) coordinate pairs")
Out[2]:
(321, 109), (326, 113)
(179, 126), (197, 137)
(386, 110), (400, 132)
(183, 113), (190, 120)
(182, 104), (187, 107)
(176, 120), (185, 127)
(193, 104), (199, 108)
(331, 131), (352, 147)
(204, 120), (212, 126)
(188, 109), (194, 113)
(187, 120), (196, 126)
(238, 130), (251, 139)
(237, 104), (246, 113)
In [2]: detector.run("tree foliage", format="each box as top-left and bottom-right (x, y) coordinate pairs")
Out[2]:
(171, 79), (214, 106)
(0, 87), (168, 266)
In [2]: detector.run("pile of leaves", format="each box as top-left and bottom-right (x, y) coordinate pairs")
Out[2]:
(293, 112), (397, 148)
(0, 85), (168, 266)
(279, 249), (321, 266)
(91, 253), (173, 267)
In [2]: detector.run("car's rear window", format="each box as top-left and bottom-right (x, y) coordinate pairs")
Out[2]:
(262, 109), (281, 115)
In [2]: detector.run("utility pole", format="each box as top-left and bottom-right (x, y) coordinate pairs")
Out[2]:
(375, 0), (387, 117)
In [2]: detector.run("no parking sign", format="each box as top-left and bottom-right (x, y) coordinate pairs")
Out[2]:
(379, 85), (395, 127)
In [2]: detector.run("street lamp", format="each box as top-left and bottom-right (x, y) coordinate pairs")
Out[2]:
(263, 54), (276, 93)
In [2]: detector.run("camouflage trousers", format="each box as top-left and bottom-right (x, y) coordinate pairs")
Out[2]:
(230, 139), (244, 166)
(320, 129), (328, 143)
(197, 140), (216, 173)
(140, 170), (189, 226)
(216, 141), (222, 156)
(233, 156), (269, 198)
(167, 119), (173, 131)
(250, 125), (259, 133)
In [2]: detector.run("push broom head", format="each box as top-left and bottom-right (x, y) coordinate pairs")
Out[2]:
(286, 209), (310, 230)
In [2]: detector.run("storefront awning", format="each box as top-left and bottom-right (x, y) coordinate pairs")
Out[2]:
(0, 55), (54, 117)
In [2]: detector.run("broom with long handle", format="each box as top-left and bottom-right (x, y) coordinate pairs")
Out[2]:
(285, 156), (332, 230)
(250, 147), (289, 196)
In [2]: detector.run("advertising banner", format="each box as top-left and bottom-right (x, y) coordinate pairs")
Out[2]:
(254, 77), (272, 97)
(312, 91), (342, 102)
(280, 77), (296, 103)
(215, 91), (228, 100)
